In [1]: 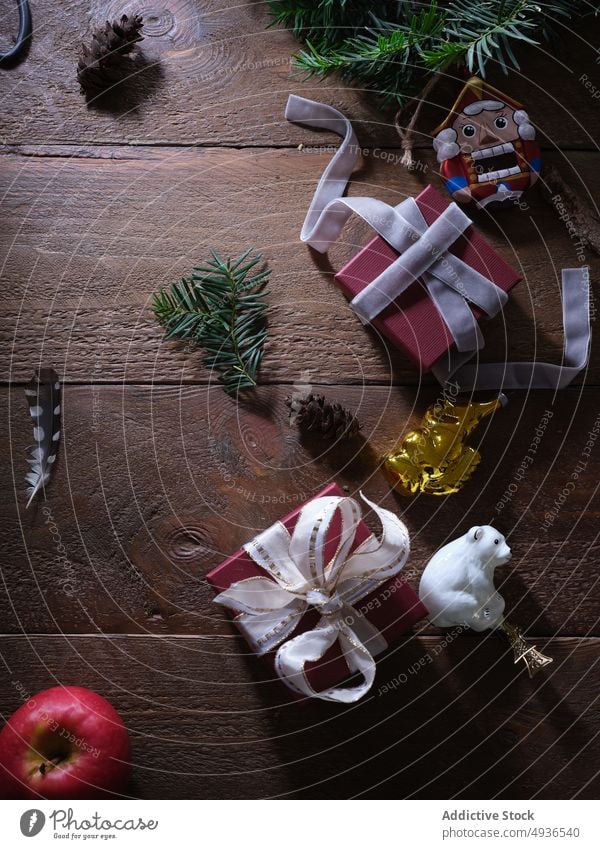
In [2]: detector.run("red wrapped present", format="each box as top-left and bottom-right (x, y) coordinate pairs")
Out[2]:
(207, 483), (426, 702)
(334, 184), (521, 372)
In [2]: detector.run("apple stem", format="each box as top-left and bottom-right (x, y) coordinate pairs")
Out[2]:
(38, 756), (62, 776)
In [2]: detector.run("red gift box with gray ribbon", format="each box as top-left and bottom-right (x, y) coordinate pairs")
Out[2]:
(334, 183), (521, 373)
(207, 483), (426, 702)
(286, 94), (590, 391)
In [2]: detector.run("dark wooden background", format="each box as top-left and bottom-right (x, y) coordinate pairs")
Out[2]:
(1, 1), (599, 799)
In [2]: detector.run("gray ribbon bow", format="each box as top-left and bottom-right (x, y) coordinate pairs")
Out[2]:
(349, 197), (507, 357)
(286, 94), (591, 392)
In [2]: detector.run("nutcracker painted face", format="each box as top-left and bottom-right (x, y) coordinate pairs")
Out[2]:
(432, 77), (541, 209)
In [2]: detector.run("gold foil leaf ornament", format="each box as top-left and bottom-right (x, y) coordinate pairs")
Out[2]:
(383, 396), (506, 496)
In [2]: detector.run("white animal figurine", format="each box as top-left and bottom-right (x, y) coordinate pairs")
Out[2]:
(419, 526), (511, 631)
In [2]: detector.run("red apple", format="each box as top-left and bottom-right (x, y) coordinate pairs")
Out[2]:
(0, 686), (131, 799)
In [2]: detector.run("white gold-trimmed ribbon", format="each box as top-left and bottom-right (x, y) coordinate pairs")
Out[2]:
(286, 94), (591, 391)
(213, 493), (410, 703)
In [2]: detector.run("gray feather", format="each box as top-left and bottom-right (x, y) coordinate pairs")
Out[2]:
(24, 368), (61, 507)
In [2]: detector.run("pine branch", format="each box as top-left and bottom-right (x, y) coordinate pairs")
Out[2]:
(423, 1), (540, 76)
(152, 250), (270, 395)
(291, 3), (443, 103)
(268, 0), (375, 47)
(269, 0), (596, 105)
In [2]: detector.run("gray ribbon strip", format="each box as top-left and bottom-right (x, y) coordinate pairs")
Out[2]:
(286, 94), (591, 391)
(433, 267), (591, 390)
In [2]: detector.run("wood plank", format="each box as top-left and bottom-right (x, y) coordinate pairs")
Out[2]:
(0, 2), (598, 148)
(2, 385), (599, 636)
(0, 635), (598, 799)
(2, 0), (598, 807)
(1, 147), (598, 385)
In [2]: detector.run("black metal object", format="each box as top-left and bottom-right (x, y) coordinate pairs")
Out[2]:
(0, 0), (32, 64)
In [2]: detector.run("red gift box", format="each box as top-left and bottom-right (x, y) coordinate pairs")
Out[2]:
(334, 184), (521, 372)
(207, 483), (426, 697)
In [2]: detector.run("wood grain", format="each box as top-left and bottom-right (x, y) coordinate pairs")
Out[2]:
(1, 635), (598, 799)
(0, 2), (598, 149)
(1, 0), (600, 802)
(2, 385), (598, 637)
(1, 147), (598, 385)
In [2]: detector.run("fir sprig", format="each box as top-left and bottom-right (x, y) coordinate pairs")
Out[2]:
(269, 0), (596, 105)
(152, 249), (270, 395)
(424, 0), (540, 76)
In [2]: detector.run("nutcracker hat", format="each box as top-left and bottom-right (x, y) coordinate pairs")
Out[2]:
(432, 76), (524, 136)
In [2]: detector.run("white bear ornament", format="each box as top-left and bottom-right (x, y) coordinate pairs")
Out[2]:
(419, 525), (511, 631)
(418, 526), (553, 677)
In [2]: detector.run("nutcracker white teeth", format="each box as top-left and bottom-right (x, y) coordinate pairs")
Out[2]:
(432, 77), (542, 209)
(471, 142), (515, 160)
(477, 165), (521, 183)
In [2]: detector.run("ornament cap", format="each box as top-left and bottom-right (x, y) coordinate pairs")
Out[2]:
(500, 620), (554, 678)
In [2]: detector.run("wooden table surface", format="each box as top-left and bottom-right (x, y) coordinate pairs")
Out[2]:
(1, 1), (599, 799)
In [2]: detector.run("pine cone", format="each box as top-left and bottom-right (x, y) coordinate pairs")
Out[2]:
(287, 394), (361, 441)
(77, 14), (144, 97)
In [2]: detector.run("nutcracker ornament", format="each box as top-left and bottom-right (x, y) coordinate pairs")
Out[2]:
(432, 77), (541, 209)
(419, 526), (553, 678)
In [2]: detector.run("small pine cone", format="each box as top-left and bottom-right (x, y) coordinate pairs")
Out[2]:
(286, 394), (361, 441)
(77, 14), (144, 97)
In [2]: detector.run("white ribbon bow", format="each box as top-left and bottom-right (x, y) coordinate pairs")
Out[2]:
(214, 493), (410, 703)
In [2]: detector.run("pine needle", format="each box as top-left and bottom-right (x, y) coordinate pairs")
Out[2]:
(152, 249), (270, 395)
(268, 1), (597, 106)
